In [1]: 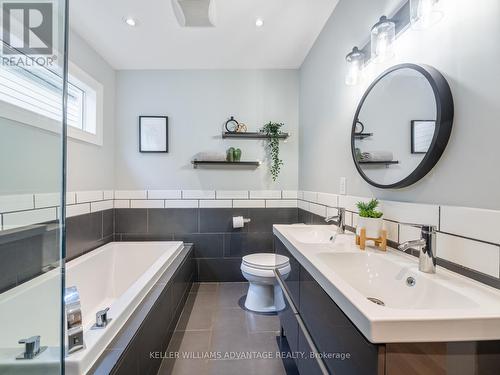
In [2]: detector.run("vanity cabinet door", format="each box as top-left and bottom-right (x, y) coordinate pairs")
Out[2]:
(299, 266), (379, 375)
(278, 292), (299, 354)
(297, 328), (325, 375)
(275, 237), (301, 307)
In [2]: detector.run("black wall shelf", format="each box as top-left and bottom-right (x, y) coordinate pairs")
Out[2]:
(192, 160), (261, 169)
(359, 160), (399, 166)
(222, 132), (289, 140)
(354, 133), (373, 139)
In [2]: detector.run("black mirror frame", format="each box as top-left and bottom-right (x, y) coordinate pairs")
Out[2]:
(351, 63), (454, 189)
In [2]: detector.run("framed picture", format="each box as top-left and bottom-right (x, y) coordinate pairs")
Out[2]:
(139, 116), (168, 153)
(411, 120), (435, 154)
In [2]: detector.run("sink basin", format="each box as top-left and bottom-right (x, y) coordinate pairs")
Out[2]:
(287, 226), (337, 244)
(315, 252), (478, 310)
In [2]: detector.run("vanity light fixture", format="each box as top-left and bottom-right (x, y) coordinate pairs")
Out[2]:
(255, 18), (264, 28)
(410, 0), (444, 30)
(345, 47), (365, 86)
(371, 16), (396, 63)
(123, 17), (137, 27)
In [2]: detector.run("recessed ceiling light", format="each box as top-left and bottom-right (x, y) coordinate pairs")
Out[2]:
(255, 18), (264, 28)
(123, 17), (137, 27)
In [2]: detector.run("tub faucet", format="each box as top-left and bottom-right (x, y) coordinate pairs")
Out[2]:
(16, 336), (46, 360)
(325, 207), (346, 234)
(95, 307), (111, 328)
(398, 224), (437, 274)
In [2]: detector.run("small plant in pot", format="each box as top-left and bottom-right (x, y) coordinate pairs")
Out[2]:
(356, 199), (383, 238)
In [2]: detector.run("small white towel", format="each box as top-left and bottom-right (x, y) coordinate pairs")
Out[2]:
(195, 152), (226, 161)
(361, 151), (394, 162)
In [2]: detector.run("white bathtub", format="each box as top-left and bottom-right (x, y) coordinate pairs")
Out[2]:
(0, 241), (186, 375)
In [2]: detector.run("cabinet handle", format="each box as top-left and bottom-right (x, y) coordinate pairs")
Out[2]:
(274, 270), (330, 375)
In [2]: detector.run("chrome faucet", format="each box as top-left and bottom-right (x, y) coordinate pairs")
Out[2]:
(398, 224), (437, 274)
(94, 307), (111, 329)
(325, 207), (346, 234)
(16, 336), (46, 360)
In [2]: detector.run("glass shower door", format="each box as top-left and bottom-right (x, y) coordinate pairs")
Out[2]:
(0, 0), (68, 373)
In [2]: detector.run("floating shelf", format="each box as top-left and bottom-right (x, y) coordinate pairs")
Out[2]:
(359, 160), (399, 166)
(354, 133), (373, 139)
(222, 132), (290, 140)
(192, 160), (261, 169)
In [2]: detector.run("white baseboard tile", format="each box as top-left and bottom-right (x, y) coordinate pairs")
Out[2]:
(298, 200), (309, 212)
(34, 193), (60, 209)
(103, 190), (114, 200)
(0, 194), (34, 213)
(437, 233), (500, 278)
(266, 200), (298, 208)
(233, 200), (265, 208)
(75, 190), (104, 203)
(309, 203), (327, 217)
(216, 190), (249, 199)
(383, 220), (399, 242)
(399, 224), (422, 244)
(199, 200), (232, 208)
(380, 200), (439, 228)
(66, 204), (91, 218)
(114, 190), (147, 200)
(182, 190), (215, 200)
(249, 190), (282, 199)
(2, 207), (57, 229)
(302, 191), (318, 203)
(114, 200), (130, 209)
(282, 190), (298, 199)
(130, 200), (164, 209)
(165, 200), (199, 208)
(338, 195), (371, 213)
(147, 190), (181, 199)
(91, 200), (114, 212)
(440, 206), (500, 245)
(317, 193), (339, 208)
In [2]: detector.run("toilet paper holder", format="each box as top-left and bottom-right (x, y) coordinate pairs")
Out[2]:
(233, 216), (251, 228)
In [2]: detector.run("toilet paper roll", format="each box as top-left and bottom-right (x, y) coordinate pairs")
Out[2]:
(233, 216), (244, 229)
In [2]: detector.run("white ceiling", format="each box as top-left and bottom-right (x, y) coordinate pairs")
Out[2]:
(69, 0), (339, 70)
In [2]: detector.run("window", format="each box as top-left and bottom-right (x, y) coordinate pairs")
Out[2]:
(0, 46), (103, 145)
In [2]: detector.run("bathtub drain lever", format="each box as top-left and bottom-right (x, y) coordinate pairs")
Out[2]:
(93, 307), (111, 329)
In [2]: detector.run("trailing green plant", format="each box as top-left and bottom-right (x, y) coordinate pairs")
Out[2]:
(356, 199), (383, 219)
(261, 121), (284, 181)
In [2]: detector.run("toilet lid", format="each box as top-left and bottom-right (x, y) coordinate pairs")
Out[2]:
(242, 254), (289, 269)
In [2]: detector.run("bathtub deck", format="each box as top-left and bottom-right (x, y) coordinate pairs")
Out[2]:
(157, 282), (298, 375)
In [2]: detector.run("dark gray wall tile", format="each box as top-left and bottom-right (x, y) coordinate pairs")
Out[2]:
(174, 233), (223, 258)
(199, 208), (249, 233)
(115, 209), (147, 234)
(248, 208), (299, 232)
(119, 234), (174, 242)
(103, 209), (114, 238)
(196, 258), (245, 282)
(148, 209), (198, 234)
(224, 232), (274, 257)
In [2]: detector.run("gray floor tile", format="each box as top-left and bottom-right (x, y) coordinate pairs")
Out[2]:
(245, 311), (281, 333)
(191, 282), (219, 294)
(217, 282), (248, 309)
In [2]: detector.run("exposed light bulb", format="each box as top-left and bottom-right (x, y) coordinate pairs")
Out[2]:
(123, 17), (137, 27)
(255, 18), (264, 27)
(345, 47), (365, 86)
(370, 16), (396, 63)
(410, 0), (443, 30)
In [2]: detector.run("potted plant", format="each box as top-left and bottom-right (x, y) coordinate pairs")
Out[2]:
(260, 122), (284, 181)
(356, 199), (383, 238)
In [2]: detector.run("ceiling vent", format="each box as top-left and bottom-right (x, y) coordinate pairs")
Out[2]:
(171, 0), (216, 27)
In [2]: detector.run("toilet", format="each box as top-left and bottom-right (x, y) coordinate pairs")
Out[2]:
(241, 253), (291, 313)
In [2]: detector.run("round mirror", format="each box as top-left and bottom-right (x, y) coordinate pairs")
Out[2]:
(352, 64), (454, 189)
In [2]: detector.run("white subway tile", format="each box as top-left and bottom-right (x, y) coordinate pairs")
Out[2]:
(91, 200), (114, 212)
(338, 195), (371, 212)
(249, 190), (282, 199)
(0, 194), (34, 213)
(165, 200), (199, 208)
(282, 190), (298, 199)
(297, 191), (304, 200)
(309, 203), (327, 217)
(103, 190), (114, 200)
(66, 203), (91, 218)
(380, 200), (439, 227)
(114, 200), (130, 209)
(326, 206), (342, 218)
(399, 224), (421, 244)
(130, 200), (164, 209)
(345, 211), (353, 227)
(317, 193), (339, 207)
(383, 220), (399, 242)
(2, 207), (57, 229)
(352, 213), (359, 227)
(233, 200), (265, 208)
(440, 206), (500, 245)
(114, 190), (147, 200)
(302, 191), (318, 203)
(200, 200), (232, 208)
(34, 193), (60, 208)
(298, 200), (310, 211)
(75, 190), (104, 203)
(66, 192), (76, 205)
(437, 233), (500, 278)
(266, 200), (298, 208)
(216, 190), (249, 199)
(148, 190), (182, 199)
(182, 190), (215, 199)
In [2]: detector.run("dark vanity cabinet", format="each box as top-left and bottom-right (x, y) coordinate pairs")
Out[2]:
(275, 236), (381, 375)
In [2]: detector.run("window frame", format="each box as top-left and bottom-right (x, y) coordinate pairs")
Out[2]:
(0, 61), (104, 146)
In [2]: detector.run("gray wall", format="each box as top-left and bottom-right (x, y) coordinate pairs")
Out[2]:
(299, 0), (500, 209)
(114, 70), (299, 190)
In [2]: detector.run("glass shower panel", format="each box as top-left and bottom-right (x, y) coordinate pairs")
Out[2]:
(0, 0), (67, 374)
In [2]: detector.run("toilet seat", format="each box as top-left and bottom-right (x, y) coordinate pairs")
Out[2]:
(242, 253), (289, 270)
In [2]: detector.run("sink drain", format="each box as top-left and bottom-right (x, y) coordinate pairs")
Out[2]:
(367, 297), (385, 306)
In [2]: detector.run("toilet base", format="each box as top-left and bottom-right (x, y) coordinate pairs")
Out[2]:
(244, 281), (286, 313)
